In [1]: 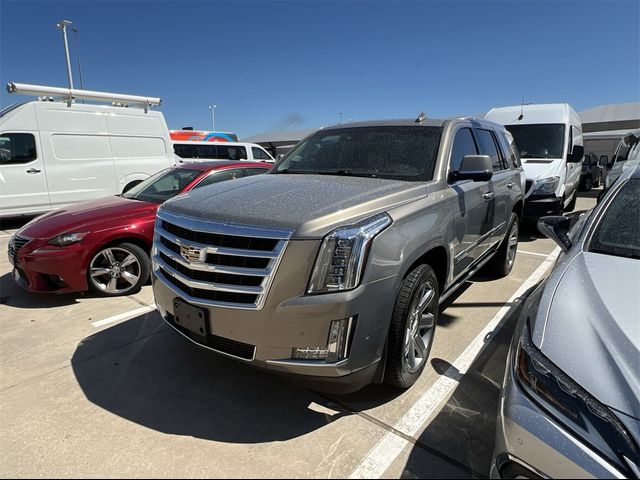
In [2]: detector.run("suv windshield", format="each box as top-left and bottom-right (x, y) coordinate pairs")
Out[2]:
(273, 126), (442, 181)
(589, 178), (640, 259)
(505, 124), (565, 159)
(122, 168), (202, 203)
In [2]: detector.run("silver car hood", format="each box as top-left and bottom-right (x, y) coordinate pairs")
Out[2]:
(536, 251), (640, 420)
(161, 174), (426, 239)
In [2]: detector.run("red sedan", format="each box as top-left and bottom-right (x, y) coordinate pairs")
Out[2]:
(8, 161), (271, 296)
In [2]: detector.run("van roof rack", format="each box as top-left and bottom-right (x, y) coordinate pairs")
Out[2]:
(6, 82), (161, 111)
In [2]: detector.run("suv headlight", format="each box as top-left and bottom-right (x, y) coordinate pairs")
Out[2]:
(48, 232), (88, 246)
(532, 176), (559, 195)
(515, 322), (640, 477)
(307, 213), (391, 294)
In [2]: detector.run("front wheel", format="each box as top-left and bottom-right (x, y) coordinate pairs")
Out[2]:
(385, 264), (439, 389)
(87, 243), (150, 296)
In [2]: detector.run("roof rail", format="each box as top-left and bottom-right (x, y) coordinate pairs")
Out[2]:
(6, 82), (161, 111)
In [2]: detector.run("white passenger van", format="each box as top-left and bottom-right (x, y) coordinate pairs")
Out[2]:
(485, 103), (584, 217)
(0, 83), (175, 217)
(173, 141), (275, 163)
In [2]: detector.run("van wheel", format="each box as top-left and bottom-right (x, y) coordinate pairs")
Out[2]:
(483, 213), (519, 278)
(594, 174), (601, 188)
(565, 191), (577, 212)
(385, 264), (439, 389)
(88, 243), (150, 297)
(584, 177), (593, 191)
(122, 181), (142, 194)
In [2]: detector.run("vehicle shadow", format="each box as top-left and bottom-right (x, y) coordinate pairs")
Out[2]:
(398, 285), (530, 478)
(577, 187), (603, 199)
(71, 313), (350, 443)
(0, 215), (36, 231)
(0, 272), (81, 308)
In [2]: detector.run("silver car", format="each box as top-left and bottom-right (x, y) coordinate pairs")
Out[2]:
(491, 165), (640, 478)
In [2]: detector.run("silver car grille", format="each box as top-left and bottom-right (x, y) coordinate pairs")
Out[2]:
(153, 209), (292, 310)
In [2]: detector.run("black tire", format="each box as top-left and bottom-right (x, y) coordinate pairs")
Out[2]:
(565, 190), (577, 212)
(384, 264), (439, 389)
(482, 213), (519, 278)
(123, 180), (142, 194)
(87, 242), (150, 297)
(584, 176), (593, 191)
(594, 174), (601, 188)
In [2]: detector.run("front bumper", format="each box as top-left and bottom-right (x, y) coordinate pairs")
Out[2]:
(491, 348), (628, 479)
(152, 261), (399, 392)
(523, 195), (562, 218)
(11, 240), (90, 293)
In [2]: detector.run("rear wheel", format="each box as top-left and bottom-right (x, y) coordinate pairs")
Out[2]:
(584, 176), (593, 191)
(483, 213), (519, 278)
(385, 264), (439, 389)
(87, 243), (150, 297)
(594, 174), (601, 188)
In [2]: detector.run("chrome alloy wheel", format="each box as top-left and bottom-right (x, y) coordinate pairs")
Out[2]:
(506, 221), (519, 269)
(403, 280), (437, 374)
(89, 247), (141, 295)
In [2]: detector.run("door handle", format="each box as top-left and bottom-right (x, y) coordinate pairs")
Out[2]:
(483, 192), (495, 201)
(26, 168), (42, 174)
(506, 182), (515, 189)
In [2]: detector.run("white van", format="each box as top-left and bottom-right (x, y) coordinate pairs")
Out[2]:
(485, 103), (584, 217)
(0, 83), (175, 217)
(173, 141), (275, 163)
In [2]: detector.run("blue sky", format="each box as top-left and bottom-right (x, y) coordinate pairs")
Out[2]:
(1, 0), (638, 138)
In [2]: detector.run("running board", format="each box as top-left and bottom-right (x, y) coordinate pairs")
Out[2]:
(439, 247), (498, 305)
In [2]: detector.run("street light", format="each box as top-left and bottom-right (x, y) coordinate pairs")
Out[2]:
(208, 105), (217, 130)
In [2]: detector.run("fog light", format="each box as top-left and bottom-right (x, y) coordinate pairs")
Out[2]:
(292, 317), (355, 363)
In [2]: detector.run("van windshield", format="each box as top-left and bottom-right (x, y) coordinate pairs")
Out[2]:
(273, 126), (442, 181)
(505, 124), (565, 159)
(122, 168), (202, 203)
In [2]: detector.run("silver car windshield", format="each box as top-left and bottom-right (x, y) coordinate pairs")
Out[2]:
(589, 178), (640, 260)
(273, 126), (442, 181)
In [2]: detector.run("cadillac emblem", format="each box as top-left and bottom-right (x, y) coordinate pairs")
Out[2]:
(180, 245), (201, 263)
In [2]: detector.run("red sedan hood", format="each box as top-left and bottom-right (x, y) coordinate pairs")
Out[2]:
(19, 196), (158, 240)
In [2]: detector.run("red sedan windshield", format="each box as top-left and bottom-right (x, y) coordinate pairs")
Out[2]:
(122, 168), (202, 203)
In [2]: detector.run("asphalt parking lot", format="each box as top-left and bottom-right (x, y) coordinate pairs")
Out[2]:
(0, 191), (598, 478)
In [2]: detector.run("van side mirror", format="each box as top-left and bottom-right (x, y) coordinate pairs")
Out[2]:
(568, 145), (584, 163)
(449, 155), (493, 182)
(538, 216), (572, 252)
(599, 155), (608, 167)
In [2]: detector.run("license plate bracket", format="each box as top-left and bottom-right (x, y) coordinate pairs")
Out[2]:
(173, 299), (208, 338)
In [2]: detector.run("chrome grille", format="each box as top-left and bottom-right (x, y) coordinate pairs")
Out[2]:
(8, 235), (30, 262)
(153, 209), (291, 310)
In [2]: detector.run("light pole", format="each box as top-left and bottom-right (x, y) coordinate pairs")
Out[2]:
(71, 27), (84, 91)
(208, 105), (217, 130)
(339, 112), (343, 124)
(56, 20), (74, 90)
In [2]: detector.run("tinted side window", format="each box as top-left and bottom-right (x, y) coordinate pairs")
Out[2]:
(216, 145), (247, 160)
(193, 169), (244, 188)
(500, 132), (521, 168)
(449, 128), (478, 173)
(475, 128), (503, 171)
(243, 167), (268, 177)
(252, 147), (263, 160)
(0, 133), (37, 164)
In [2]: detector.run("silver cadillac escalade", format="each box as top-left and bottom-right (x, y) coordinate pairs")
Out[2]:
(151, 117), (525, 392)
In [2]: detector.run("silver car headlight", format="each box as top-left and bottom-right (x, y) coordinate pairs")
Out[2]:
(515, 322), (639, 477)
(307, 213), (391, 294)
(532, 176), (560, 195)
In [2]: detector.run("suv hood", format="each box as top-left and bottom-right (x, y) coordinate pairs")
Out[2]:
(537, 252), (640, 420)
(161, 174), (427, 238)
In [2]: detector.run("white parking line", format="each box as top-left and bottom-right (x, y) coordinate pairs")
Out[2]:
(91, 305), (156, 328)
(349, 247), (561, 479)
(517, 249), (551, 258)
(0, 233), (14, 238)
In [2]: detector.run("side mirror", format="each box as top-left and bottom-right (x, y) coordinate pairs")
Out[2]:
(599, 155), (608, 167)
(568, 145), (584, 163)
(538, 216), (572, 252)
(450, 155), (493, 182)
